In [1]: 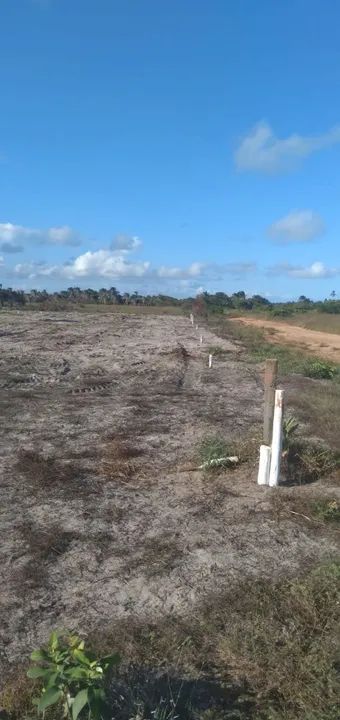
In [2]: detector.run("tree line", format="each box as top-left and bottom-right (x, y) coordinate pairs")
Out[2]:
(0, 284), (339, 314)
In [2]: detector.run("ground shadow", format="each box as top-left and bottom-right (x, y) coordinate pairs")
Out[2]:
(108, 667), (256, 719)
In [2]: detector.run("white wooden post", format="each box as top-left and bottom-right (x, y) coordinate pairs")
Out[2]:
(200, 334), (203, 345)
(269, 389), (284, 487)
(208, 353), (213, 368)
(257, 445), (271, 485)
(190, 313), (194, 325)
(196, 324), (199, 330)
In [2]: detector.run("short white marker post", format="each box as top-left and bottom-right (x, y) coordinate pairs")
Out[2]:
(196, 324), (199, 330)
(208, 353), (213, 368)
(257, 445), (271, 486)
(190, 313), (194, 326)
(200, 334), (203, 345)
(269, 389), (284, 487)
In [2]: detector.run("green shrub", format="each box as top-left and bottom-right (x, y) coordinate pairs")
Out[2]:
(313, 499), (340, 524)
(303, 360), (337, 380)
(197, 435), (232, 465)
(27, 630), (119, 719)
(285, 441), (338, 484)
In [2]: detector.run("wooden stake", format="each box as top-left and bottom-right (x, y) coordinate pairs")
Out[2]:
(257, 445), (271, 485)
(200, 334), (203, 345)
(263, 359), (278, 445)
(208, 353), (213, 368)
(269, 389), (284, 487)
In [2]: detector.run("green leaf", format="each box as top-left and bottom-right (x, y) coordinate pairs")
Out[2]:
(64, 666), (89, 680)
(72, 649), (91, 666)
(72, 688), (89, 720)
(27, 666), (50, 679)
(45, 672), (59, 688)
(88, 688), (107, 720)
(37, 686), (62, 712)
(49, 631), (60, 652)
(30, 649), (49, 662)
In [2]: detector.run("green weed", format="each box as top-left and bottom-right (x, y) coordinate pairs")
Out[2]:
(303, 360), (337, 380)
(27, 631), (119, 719)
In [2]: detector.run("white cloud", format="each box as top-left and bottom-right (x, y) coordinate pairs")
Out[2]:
(110, 234), (142, 252)
(267, 210), (325, 243)
(14, 251), (151, 280)
(62, 250), (150, 279)
(10, 250), (256, 284)
(268, 261), (339, 279)
(235, 122), (340, 173)
(0, 222), (80, 250)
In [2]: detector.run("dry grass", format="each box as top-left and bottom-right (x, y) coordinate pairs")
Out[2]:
(85, 562), (340, 720)
(269, 489), (340, 530)
(128, 534), (184, 578)
(100, 438), (143, 482)
(287, 380), (340, 451)
(278, 311), (340, 335)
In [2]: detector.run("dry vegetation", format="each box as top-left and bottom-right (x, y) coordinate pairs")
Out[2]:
(0, 310), (339, 720)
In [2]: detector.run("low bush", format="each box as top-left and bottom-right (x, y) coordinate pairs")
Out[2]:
(284, 441), (338, 484)
(303, 360), (337, 380)
(313, 498), (340, 524)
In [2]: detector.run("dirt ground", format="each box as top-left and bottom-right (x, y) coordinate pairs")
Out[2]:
(0, 310), (339, 679)
(233, 316), (340, 362)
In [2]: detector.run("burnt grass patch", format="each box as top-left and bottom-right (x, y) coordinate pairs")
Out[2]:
(13, 521), (79, 589)
(15, 449), (88, 498)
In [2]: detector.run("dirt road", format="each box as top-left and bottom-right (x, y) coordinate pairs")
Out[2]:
(234, 316), (340, 362)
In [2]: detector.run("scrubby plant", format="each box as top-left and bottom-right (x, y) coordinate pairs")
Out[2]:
(303, 360), (337, 380)
(313, 499), (340, 524)
(282, 416), (299, 451)
(27, 630), (119, 719)
(285, 441), (338, 484)
(197, 435), (232, 466)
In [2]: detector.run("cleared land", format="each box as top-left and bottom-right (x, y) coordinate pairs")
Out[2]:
(233, 316), (340, 361)
(0, 311), (340, 718)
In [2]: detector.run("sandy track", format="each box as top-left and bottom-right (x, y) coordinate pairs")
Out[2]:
(233, 317), (340, 362)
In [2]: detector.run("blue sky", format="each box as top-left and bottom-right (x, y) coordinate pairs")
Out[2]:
(1, 0), (340, 298)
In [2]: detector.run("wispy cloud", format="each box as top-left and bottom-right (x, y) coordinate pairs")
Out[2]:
(110, 234), (142, 252)
(235, 122), (340, 173)
(267, 210), (325, 243)
(268, 261), (339, 279)
(0, 222), (80, 251)
(0, 241), (24, 254)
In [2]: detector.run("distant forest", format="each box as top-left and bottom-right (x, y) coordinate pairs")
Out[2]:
(0, 284), (339, 315)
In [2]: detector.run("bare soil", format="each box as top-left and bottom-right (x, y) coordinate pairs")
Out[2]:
(233, 316), (340, 362)
(0, 310), (339, 680)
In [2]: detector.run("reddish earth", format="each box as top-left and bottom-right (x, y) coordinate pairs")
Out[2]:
(233, 317), (340, 362)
